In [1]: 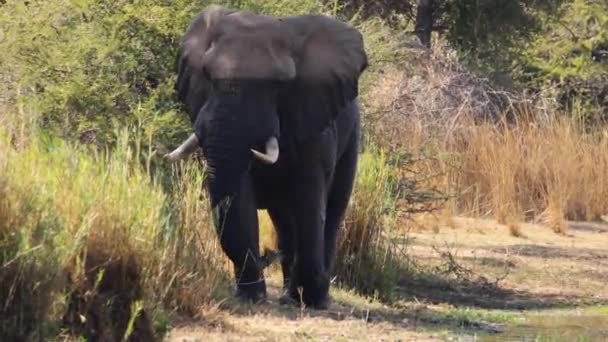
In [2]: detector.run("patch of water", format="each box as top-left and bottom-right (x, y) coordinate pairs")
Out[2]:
(457, 313), (608, 342)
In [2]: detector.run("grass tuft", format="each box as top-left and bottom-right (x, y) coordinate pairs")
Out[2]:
(335, 148), (402, 300)
(365, 44), (608, 232)
(0, 125), (227, 340)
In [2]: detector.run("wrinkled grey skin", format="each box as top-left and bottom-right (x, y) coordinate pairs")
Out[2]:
(165, 5), (368, 309)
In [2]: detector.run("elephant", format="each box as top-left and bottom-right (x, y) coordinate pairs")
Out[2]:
(164, 5), (368, 309)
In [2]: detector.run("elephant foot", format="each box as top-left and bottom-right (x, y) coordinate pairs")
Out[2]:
(278, 291), (300, 306)
(305, 291), (331, 310)
(303, 271), (331, 310)
(235, 279), (267, 304)
(282, 276), (331, 310)
(279, 290), (331, 310)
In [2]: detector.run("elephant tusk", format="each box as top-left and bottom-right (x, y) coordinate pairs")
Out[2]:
(164, 133), (200, 162)
(251, 136), (279, 164)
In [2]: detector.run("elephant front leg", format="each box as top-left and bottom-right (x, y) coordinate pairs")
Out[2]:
(266, 207), (296, 294)
(289, 170), (330, 309)
(213, 177), (266, 303)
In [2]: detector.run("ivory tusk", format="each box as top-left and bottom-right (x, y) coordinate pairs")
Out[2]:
(251, 136), (279, 164)
(164, 133), (200, 162)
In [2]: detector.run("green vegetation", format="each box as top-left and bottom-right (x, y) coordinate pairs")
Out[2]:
(522, 0), (608, 81)
(336, 0), (608, 120)
(335, 149), (401, 300)
(0, 124), (226, 340)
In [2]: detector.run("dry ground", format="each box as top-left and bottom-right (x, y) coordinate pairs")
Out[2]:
(403, 216), (608, 307)
(165, 282), (440, 342)
(164, 217), (608, 341)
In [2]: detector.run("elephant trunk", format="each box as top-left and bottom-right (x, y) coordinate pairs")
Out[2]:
(202, 125), (253, 207)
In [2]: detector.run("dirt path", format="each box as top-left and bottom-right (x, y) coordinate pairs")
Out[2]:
(164, 217), (608, 341)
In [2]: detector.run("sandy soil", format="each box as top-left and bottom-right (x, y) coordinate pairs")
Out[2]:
(403, 216), (608, 307)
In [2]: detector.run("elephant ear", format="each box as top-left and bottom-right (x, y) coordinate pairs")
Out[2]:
(176, 5), (235, 123)
(279, 14), (368, 141)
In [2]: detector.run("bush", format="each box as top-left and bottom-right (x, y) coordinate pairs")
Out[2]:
(1, 1), (196, 147)
(0, 0), (332, 151)
(518, 0), (608, 122)
(0, 125), (226, 340)
(335, 148), (401, 300)
(364, 40), (608, 233)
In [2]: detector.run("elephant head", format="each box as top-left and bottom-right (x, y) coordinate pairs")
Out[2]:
(166, 6), (367, 204)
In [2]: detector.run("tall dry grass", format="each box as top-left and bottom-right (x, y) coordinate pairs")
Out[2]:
(364, 41), (608, 234)
(0, 124), (227, 340)
(334, 148), (403, 300)
(449, 116), (608, 232)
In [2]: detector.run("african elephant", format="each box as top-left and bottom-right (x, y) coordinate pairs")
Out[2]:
(165, 5), (368, 309)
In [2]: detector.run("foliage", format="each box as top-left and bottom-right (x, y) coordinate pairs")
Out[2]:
(1, 0), (191, 146)
(522, 0), (608, 82)
(335, 148), (407, 301)
(0, 123), (226, 340)
(0, 0), (331, 152)
(434, 0), (608, 122)
(334, 0), (607, 121)
(519, 0), (608, 121)
(440, 0), (541, 74)
(225, 0), (323, 16)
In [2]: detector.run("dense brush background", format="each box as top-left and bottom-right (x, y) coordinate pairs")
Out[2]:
(1, 0), (607, 340)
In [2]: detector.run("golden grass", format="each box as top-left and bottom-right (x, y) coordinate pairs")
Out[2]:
(360, 41), (608, 235)
(451, 117), (608, 231)
(0, 126), (227, 340)
(335, 148), (402, 299)
(258, 210), (277, 253)
(382, 112), (608, 234)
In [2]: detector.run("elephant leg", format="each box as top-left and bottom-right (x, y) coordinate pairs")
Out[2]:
(214, 176), (266, 303)
(266, 206), (296, 290)
(290, 167), (330, 309)
(324, 135), (358, 274)
(266, 206), (298, 305)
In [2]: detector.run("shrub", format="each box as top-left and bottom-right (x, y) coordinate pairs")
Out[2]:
(519, 0), (608, 122)
(0, 0), (333, 151)
(366, 41), (608, 233)
(0, 124), (226, 340)
(334, 148), (402, 300)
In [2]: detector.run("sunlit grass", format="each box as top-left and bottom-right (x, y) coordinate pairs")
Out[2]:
(0, 125), (227, 340)
(335, 147), (403, 300)
(393, 113), (608, 235)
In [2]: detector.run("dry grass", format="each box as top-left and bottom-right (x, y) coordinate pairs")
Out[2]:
(449, 117), (608, 232)
(364, 41), (608, 234)
(335, 148), (403, 300)
(507, 222), (524, 238)
(165, 273), (441, 342)
(407, 215), (608, 302)
(0, 124), (227, 340)
(258, 210), (278, 253)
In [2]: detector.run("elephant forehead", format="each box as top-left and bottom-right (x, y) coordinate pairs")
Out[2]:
(205, 14), (295, 81)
